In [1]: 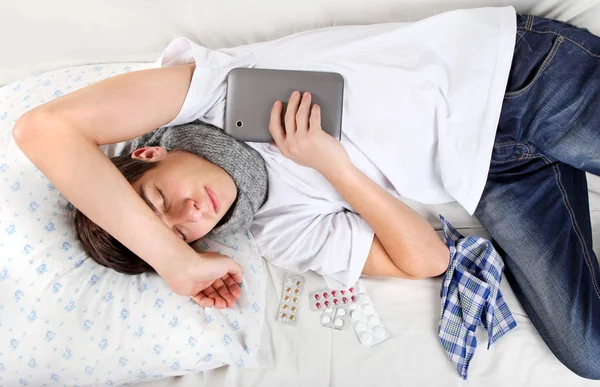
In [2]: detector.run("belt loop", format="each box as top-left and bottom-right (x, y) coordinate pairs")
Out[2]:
(525, 15), (534, 31)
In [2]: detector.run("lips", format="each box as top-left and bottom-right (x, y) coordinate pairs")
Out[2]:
(205, 187), (220, 214)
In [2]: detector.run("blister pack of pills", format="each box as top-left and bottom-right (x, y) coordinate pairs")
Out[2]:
(320, 307), (349, 330)
(348, 283), (390, 346)
(277, 273), (305, 325)
(309, 287), (359, 311)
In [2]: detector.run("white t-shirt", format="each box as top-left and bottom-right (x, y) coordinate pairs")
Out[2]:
(159, 7), (517, 287)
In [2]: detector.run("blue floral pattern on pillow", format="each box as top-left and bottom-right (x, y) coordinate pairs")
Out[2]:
(0, 63), (266, 386)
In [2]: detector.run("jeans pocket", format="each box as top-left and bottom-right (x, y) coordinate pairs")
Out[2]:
(505, 34), (565, 99)
(490, 141), (531, 164)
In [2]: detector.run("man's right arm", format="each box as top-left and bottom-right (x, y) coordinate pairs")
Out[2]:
(13, 64), (243, 303)
(269, 92), (450, 280)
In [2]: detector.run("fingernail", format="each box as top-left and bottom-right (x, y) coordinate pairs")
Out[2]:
(304, 92), (310, 98)
(294, 91), (300, 96)
(273, 100), (279, 107)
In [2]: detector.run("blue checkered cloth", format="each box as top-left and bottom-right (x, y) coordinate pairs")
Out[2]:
(438, 215), (517, 379)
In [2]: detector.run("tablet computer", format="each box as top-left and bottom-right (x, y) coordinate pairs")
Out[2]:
(225, 68), (344, 142)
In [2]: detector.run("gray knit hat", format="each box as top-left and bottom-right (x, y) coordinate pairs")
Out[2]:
(128, 120), (268, 237)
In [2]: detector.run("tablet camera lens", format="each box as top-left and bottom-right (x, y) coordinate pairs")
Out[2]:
(236, 120), (243, 127)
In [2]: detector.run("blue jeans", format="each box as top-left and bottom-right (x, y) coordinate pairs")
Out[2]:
(475, 14), (600, 379)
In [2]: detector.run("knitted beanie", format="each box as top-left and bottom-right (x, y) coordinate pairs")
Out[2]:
(128, 120), (268, 237)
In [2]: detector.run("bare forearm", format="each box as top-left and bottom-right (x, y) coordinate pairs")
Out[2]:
(12, 64), (198, 284)
(266, 90), (449, 278)
(323, 165), (449, 277)
(16, 126), (191, 277)
(38, 64), (195, 145)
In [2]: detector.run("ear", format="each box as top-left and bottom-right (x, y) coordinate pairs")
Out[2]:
(131, 147), (168, 162)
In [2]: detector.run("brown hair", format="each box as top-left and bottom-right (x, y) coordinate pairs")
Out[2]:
(74, 154), (160, 275)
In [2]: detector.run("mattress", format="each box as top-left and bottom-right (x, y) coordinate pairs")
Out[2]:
(2, 0), (600, 386)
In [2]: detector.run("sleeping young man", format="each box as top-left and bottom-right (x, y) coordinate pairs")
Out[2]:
(13, 8), (600, 379)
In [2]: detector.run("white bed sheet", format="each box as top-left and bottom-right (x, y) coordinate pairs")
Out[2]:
(136, 176), (599, 386)
(141, 178), (600, 387)
(140, 253), (600, 387)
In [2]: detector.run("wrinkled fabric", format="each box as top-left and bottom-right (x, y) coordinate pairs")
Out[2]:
(438, 216), (517, 379)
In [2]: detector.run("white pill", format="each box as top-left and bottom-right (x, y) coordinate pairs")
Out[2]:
(374, 326), (386, 338)
(363, 304), (375, 316)
(368, 316), (381, 326)
(334, 318), (344, 327)
(322, 315), (331, 324)
(325, 308), (333, 313)
(361, 332), (374, 345)
(336, 308), (347, 317)
(356, 322), (367, 332)
(351, 311), (363, 321)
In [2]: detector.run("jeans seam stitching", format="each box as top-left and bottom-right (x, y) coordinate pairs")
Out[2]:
(491, 156), (533, 164)
(552, 164), (600, 299)
(495, 140), (519, 147)
(526, 15), (534, 31)
(491, 142), (535, 163)
(526, 143), (535, 155)
(527, 29), (600, 59)
(505, 35), (564, 99)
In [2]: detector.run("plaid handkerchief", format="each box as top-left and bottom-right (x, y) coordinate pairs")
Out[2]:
(438, 215), (517, 379)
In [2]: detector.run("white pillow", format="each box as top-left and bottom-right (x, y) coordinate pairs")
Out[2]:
(0, 64), (266, 386)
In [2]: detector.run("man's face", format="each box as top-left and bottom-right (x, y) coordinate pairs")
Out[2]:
(130, 147), (237, 243)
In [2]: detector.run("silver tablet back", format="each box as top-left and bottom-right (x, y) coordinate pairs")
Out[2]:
(225, 68), (344, 142)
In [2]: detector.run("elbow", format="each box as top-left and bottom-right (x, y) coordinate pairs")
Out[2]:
(13, 107), (62, 153)
(406, 245), (450, 280)
(431, 246), (450, 277)
(13, 108), (46, 149)
(12, 110), (36, 149)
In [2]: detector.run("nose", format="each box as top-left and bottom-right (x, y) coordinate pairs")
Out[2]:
(169, 198), (209, 224)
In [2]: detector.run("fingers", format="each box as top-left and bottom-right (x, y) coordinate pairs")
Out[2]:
(189, 253), (244, 309)
(223, 274), (242, 298)
(192, 292), (214, 308)
(296, 92), (311, 133)
(271, 91), (313, 146)
(191, 275), (241, 310)
(201, 284), (227, 309)
(309, 104), (321, 131)
(191, 277), (239, 309)
(269, 101), (285, 145)
(213, 278), (237, 308)
(284, 91), (301, 135)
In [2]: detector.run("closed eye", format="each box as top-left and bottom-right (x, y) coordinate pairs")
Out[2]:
(141, 185), (186, 241)
(157, 186), (168, 210)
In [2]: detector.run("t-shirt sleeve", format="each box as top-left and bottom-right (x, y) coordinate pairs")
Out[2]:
(157, 38), (256, 128)
(251, 207), (374, 288)
(112, 37), (256, 156)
